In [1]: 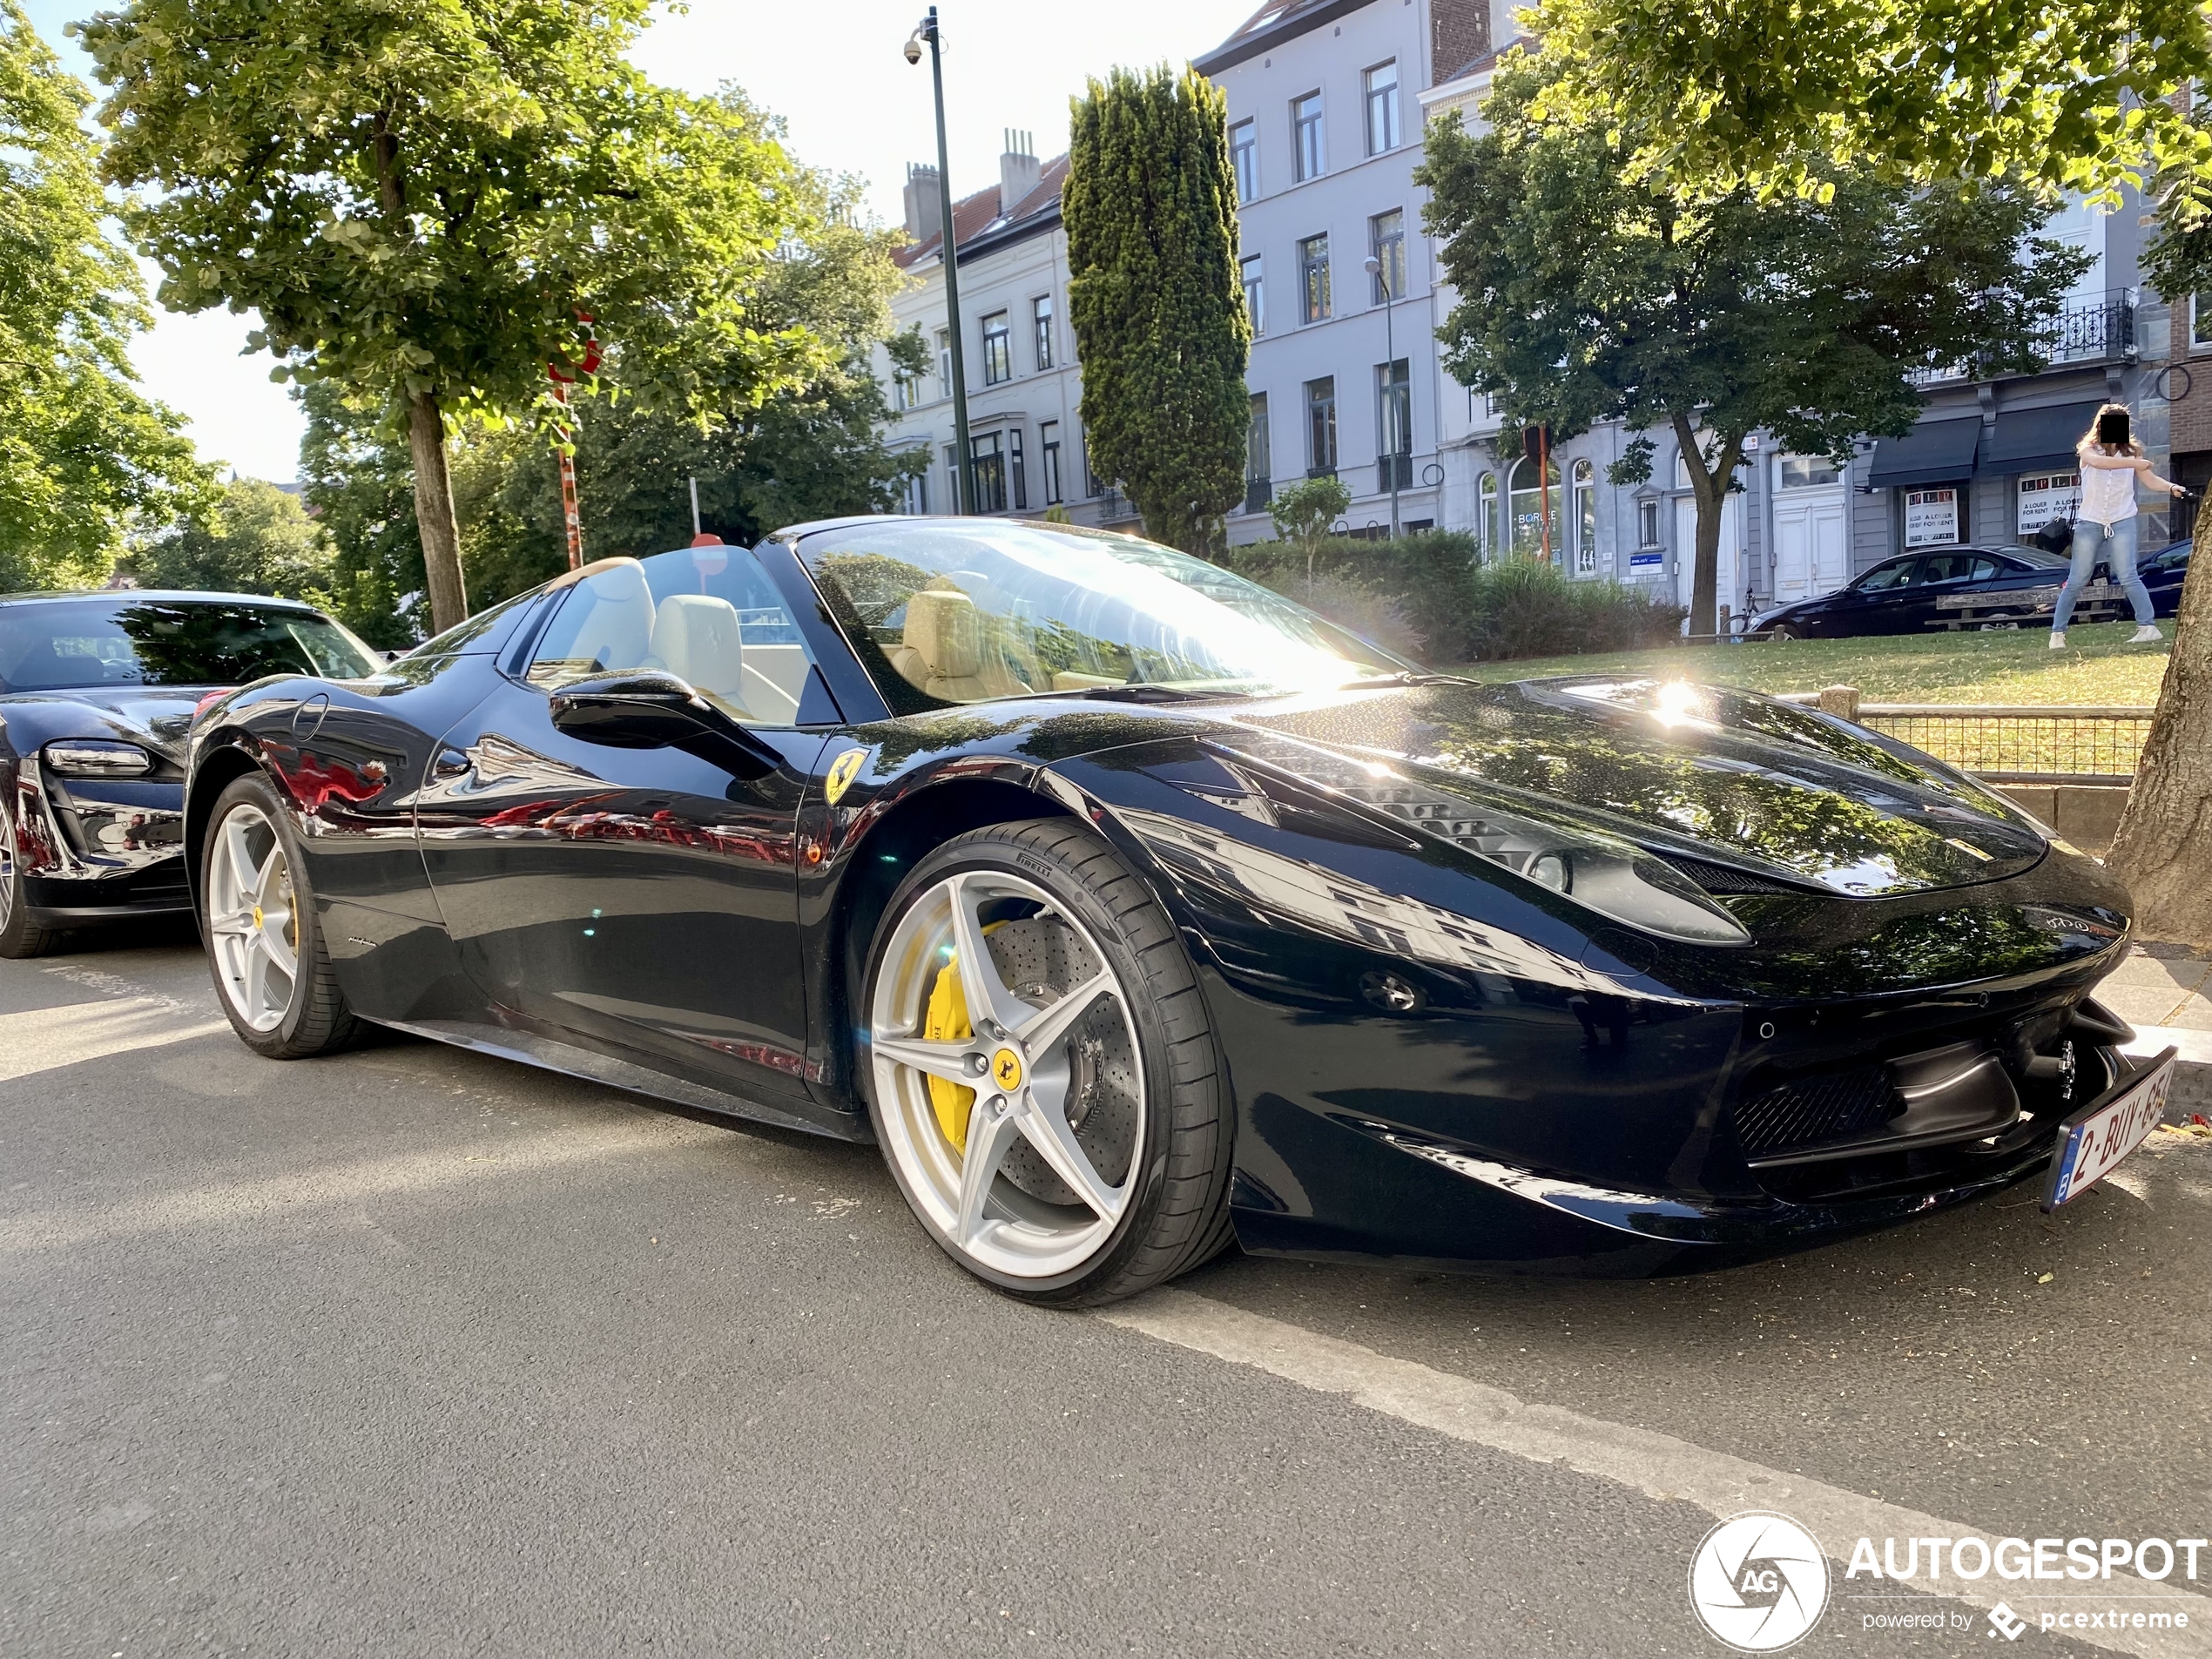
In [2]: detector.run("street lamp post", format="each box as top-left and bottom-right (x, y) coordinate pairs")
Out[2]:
(907, 7), (974, 515)
(1364, 253), (1401, 539)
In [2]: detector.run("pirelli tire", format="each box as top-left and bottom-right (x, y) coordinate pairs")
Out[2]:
(861, 817), (1236, 1305)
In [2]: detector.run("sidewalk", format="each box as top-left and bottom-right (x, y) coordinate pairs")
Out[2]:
(2100, 942), (2212, 1118)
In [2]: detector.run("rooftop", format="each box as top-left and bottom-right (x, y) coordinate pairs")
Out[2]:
(893, 154), (1070, 271)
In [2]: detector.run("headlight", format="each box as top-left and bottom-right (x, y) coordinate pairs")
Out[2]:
(1226, 735), (1752, 947)
(44, 740), (156, 777)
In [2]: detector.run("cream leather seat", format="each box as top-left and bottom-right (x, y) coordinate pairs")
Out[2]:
(646, 593), (748, 715)
(550, 560), (655, 678)
(888, 581), (1033, 703)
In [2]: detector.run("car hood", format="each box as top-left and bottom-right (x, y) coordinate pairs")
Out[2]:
(1219, 676), (2048, 896)
(0, 685), (212, 763)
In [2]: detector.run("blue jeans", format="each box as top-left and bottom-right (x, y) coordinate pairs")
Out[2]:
(2054, 516), (2154, 630)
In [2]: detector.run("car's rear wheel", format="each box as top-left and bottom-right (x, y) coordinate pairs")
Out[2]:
(0, 799), (62, 960)
(201, 772), (361, 1057)
(862, 819), (1234, 1305)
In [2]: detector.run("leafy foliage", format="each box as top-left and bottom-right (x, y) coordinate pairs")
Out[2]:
(134, 477), (333, 600)
(1064, 64), (1251, 556)
(297, 380), (428, 649)
(1419, 59), (2087, 634)
(78, 2), (833, 631)
(0, 0), (206, 591)
(1225, 532), (1684, 663)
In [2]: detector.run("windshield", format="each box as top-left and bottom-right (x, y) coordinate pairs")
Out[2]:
(0, 598), (381, 692)
(795, 519), (1419, 708)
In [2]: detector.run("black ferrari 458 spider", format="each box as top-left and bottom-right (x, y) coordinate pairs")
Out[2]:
(183, 518), (2148, 1303)
(1, 590), (382, 957)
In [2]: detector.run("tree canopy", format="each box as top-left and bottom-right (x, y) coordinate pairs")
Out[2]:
(1064, 64), (1250, 556)
(78, 0), (832, 631)
(0, 0), (206, 591)
(1420, 58), (2087, 634)
(135, 476), (333, 599)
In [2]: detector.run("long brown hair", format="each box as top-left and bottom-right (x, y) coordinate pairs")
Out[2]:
(2080, 401), (2144, 457)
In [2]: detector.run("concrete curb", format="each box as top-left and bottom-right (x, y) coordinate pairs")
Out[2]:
(2119, 1024), (2212, 1121)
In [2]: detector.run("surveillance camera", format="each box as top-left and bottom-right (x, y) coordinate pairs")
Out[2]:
(903, 37), (922, 64)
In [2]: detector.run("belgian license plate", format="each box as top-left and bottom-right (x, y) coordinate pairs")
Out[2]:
(2043, 1049), (2177, 1210)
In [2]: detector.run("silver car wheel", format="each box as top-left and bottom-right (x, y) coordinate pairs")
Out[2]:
(206, 801), (299, 1034)
(870, 868), (1145, 1280)
(0, 806), (16, 934)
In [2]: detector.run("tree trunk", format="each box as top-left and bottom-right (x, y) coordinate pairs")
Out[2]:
(2103, 501), (2212, 944)
(407, 391), (468, 636)
(1671, 415), (1740, 638)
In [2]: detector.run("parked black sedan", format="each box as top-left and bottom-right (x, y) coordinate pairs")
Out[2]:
(184, 519), (2147, 1305)
(1748, 538), (2196, 638)
(0, 590), (382, 956)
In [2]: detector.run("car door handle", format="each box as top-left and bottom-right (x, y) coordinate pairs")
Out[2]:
(432, 748), (472, 779)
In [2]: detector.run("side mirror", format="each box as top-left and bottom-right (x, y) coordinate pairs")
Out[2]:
(549, 671), (780, 779)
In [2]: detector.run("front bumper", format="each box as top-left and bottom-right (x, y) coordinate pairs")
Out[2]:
(10, 755), (190, 921)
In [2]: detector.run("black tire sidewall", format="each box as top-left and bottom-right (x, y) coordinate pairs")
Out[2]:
(860, 825), (1192, 1303)
(201, 772), (323, 1055)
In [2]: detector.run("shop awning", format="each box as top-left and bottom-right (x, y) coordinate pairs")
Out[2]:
(1981, 400), (2103, 476)
(1867, 416), (1982, 489)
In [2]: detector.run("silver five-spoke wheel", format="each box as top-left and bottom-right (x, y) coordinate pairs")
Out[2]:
(207, 801), (299, 1032)
(871, 867), (1144, 1280)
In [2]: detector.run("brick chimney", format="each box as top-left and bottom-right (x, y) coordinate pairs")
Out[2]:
(903, 163), (944, 241)
(999, 130), (1042, 215)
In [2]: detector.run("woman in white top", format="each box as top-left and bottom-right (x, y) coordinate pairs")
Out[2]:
(2055, 402), (2187, 648)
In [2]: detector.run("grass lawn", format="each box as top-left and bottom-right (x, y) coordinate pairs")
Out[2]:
(1447, 617), (2173, 705)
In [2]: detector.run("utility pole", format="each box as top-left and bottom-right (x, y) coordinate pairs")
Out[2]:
(908, 7), (974, 514)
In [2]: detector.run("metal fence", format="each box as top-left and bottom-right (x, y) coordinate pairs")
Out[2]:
(1780, 698), (2154, 783)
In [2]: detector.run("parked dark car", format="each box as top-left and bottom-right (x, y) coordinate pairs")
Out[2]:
(1749, 538), (2195, 639)
(184, 519), (2143, 1305)
(0, 590), (382, 956)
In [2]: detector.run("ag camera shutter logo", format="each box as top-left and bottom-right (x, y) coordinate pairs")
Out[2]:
(1689, 1512), (1831, 1651)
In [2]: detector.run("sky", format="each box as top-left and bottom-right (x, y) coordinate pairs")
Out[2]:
(24, 0), (1260, 483)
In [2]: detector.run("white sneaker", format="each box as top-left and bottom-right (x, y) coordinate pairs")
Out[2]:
(2048, 631), (2067, 649)
(2132, 624), (2164, 644)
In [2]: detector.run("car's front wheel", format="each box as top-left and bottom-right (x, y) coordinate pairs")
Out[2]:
(200, 772), (361, 1057)
(0, 799), (61, 960)
(861, 819), (1234, 1305)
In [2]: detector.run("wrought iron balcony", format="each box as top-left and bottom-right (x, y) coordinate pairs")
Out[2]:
(1244, 476), (1271, 515)
(1909, 287), (2137, 386)
(1378, 452), (1413, 491)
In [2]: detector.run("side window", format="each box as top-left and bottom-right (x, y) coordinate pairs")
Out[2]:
(524, 547), (824, 725)
(1858, 558), (1915, 591)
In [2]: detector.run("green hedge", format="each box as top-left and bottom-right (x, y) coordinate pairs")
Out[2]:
(1224, 530), (1686, 664)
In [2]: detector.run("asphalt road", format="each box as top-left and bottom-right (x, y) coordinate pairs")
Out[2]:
(4, 928), (2209, 1659)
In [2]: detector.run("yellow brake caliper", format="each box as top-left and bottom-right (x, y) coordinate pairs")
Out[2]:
(923, 921), (1007, 1156)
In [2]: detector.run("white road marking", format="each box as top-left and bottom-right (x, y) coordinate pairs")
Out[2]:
(0, 997), (230, 1083)
(0, 1117), (732, 1256)
(1102, 1289), (2212, 1659)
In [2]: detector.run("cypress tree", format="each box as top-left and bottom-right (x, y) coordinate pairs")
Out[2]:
(1063, 64), (1250, 556)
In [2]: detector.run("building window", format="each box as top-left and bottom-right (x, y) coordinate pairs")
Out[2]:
(1477, 471), (1499, 556)
(1509, 454), (1561, 560)
(1298, 233), (1331, 323)
(942, 442), (957, 507)
(2195, 295), (2212, 351)
(936, 329), (952, 396)
(972, 429), (1007, 513)
(1573, 459), (1598, 576)
(1230, 118), (1258, 203)
(1032, 295), (1054, 371)
(902, 469), (927, 516)
(1009, 428), (1028, 512)
(1305, 377), (1338, 475)
(1777, 454), (1842, 489)
(1291, 91), (1325, 182)
(1241, 254), (1265, 335)
(1364, 61), (1400, 156)
(1638, 496), (1662, 547)
(1375, 358), (1410, 489)
(1246, 392), (1271, 511)
(894, 370), (921, 412)
(981, 311), (1011, 386)
(1041, 421), (1063, 505)
(1369, 209), (1405, 303)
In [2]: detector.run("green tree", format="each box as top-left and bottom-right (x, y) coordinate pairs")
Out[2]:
(135, 476), (333, 598)
(0, 0), (206, 590)
(1064, 64), (1250, 556)
(1267, 473), (1352, 596)
(79, 3), (828, 636)
(1511, 3), (2212, 944)
(296, 380), (427, 650)
(1419, 59), (2087, 636)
